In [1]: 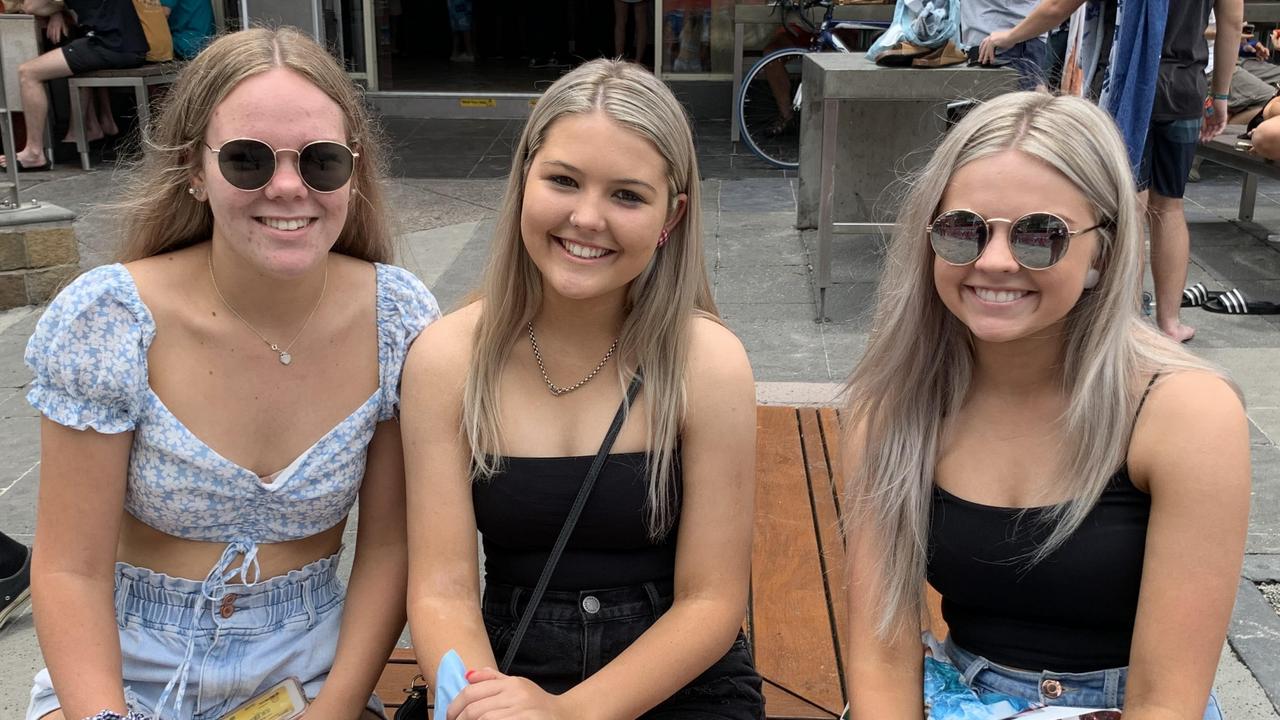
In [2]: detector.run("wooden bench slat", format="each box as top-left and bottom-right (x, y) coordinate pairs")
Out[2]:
(800, 408), (848, 705)
(751, 406), (845, 716)
(376, 660), (421, 710)
(762, 685), (841, 719)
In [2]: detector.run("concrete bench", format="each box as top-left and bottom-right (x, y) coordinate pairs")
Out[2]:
(1195, 124), (1280, 223)
(68, 62), (179, 171)
(374, 405), (948, 718)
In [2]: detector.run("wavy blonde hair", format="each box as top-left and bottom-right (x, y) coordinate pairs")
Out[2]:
(843, 92), (1235, 636)
(465, 59), (715, 538)
(114, 27), (393, 263)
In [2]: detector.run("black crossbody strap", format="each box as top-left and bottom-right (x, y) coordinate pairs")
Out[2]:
(499, 373), (644, 673)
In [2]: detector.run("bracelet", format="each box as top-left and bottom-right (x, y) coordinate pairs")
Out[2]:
(1213, 93), (1231, 100)
(82, 711), (151, 720)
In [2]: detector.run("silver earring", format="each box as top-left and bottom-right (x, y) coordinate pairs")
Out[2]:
(1083, 268), (1100, 289)
(187, 187), (196, 196)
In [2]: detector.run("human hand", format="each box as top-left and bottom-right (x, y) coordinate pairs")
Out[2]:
(45, 11), (67, 43)
(447, 668), (578, 720)
(978, 30), (1013, 65)
(1256, 43), (1271, 61)
(1202, 98), (1228, 142)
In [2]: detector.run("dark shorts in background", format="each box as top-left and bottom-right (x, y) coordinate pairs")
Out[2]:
(62, 35), (146, 75)
(483, 580), (765, 719)
(1229, 64), (1276, 116)
(1138, 116), (1201, 198)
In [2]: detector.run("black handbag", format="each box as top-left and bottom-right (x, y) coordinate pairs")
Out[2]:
(392, 374), (643, 720)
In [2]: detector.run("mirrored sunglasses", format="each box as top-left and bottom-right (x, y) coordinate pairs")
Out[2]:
(205, 138), (358, 193)
(927, 209), (1106, 270)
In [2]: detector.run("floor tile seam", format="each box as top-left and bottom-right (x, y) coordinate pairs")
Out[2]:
(0, 459), (39, 498)
(418, 184), (502, 213)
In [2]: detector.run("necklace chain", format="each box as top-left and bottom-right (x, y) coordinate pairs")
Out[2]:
(527, 321), (618, 397)
(207, 249), (328, 366)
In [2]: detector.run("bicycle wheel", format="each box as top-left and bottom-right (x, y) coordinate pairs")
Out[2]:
(738, 48), (808, 170)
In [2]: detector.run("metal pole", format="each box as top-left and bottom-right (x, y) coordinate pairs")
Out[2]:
(0, 41), (21, 211)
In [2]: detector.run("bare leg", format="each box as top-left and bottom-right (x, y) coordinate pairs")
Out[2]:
(614, 0), (627, 57)
(95, 87), (119, 136)
(63, 88), (107, 143)
(1, 48), (72, 168)
(633, 1), (649, 64)
(1148, 191), (1196, 342)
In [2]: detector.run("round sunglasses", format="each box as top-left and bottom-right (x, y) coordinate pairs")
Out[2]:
(927, 209), (1107, 270)
(205, 138), (358, 193)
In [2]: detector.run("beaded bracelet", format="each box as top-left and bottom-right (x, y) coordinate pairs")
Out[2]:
(83, 711), (151, 720)
(1213, 93), (1231, 100)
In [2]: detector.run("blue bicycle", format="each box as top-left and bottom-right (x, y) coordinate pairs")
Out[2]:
(737, 0), (887, 169)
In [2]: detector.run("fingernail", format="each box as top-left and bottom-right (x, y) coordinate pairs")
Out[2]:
(465, 670), (475, 681)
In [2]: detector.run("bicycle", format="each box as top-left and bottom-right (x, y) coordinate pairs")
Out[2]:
(737, 0), (887, 169)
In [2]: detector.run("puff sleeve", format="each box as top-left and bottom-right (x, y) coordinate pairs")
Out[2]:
(376, 263), (441, 421)
(24, 265), (153, 433)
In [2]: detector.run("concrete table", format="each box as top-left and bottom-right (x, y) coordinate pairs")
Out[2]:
(1244, 2), (1280, 22)
(731, 3), (893, 142)
(801, 53), (1016, 320)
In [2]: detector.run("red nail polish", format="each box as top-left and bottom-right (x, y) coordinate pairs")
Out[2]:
(465, 670), (476, 681)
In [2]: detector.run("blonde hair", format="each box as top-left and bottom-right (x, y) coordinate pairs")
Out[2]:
(464, 59), (715, 537)
(843, 92), (1234, 636)
(114, 27), (393, 263)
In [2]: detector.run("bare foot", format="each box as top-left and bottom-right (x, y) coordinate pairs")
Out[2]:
(1160, 322), (1196, 343)
(62, 127), (105, 144)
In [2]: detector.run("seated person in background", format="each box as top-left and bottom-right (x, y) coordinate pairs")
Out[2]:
(0, 0), (145, 171)
(161, 0), (215, 60)
(963, 0), (1050, 90)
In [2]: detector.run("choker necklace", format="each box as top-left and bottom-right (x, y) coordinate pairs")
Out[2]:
(208, 250), (328, 366)
(527, 321), (618, 397)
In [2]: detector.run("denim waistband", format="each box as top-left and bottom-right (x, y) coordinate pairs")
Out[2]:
(483, 579), (675, 624)
(943, 635), (1126, 708)
(117, 544), (345, 718)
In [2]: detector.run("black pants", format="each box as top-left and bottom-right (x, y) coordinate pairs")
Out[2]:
(483, 580), (765, 719)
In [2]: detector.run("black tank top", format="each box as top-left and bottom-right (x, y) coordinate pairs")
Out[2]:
(473, 452), (680, 590)
(926, 377), (1158, 673)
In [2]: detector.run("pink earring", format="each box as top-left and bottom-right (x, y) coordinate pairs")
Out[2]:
(657, 229), (670, 248)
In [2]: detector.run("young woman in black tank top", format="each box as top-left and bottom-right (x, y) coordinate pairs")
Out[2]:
(840, 93), (1249, 719)
(401, 60), (763, 719)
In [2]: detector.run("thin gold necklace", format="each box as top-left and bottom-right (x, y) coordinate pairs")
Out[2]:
(527, 321), (618, 397)
(207, 249), (328, 366)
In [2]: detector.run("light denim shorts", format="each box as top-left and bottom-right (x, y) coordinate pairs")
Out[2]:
(27, 551), (386, 720)
(944, 637), (1222, 720)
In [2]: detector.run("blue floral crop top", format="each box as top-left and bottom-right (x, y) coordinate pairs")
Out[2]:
(25, 262), (440, 544)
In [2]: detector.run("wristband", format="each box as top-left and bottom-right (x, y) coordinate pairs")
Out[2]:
(82, 711), (151, 720)
(1213, 93), (1231, 100)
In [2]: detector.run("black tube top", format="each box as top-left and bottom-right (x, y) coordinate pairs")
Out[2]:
(473, 452), (680, 590)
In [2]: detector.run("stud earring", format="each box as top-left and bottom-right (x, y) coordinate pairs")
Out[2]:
(657, 229), (670, 248)
(188, 186), (206, 201)
(1083, 268), (1100, 289)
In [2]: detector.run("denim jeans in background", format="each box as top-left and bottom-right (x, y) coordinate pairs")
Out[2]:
(483, 580), (765, 718)
(944, 636), (1223, 720)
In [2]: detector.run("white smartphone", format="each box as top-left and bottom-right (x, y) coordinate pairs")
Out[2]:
(218, 677), (309, 720)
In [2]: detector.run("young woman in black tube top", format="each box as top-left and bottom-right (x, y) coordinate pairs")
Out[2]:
(840, 92), (1250, 719)
(400, 59), (764, 720)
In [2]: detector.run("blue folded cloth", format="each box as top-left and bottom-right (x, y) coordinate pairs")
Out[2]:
(433, 649), (470, 720)
(1098, 0), (1171, 177)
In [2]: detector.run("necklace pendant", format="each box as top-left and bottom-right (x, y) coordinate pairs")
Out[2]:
(279, 351), (293, 366)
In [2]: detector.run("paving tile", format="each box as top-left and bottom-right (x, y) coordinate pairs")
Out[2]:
(0, 386), (36, 419)
(813, 281), (878, 330)
(1195, 348), (1280, 411)
(1178, 311), (1280, 348)
(469, 155), (515, 179)
(393, 155), (482, 179)
(718, 302), (817, 323)
(396, 135), (502, 158)
(1189, 221), (1273, 247)
(1193, 244), (1280, 283)
(729, 319), (830, 382)
(1245, 444), (1280, 554)
(1250, 409), (1280, 447)
(718, 178), (795, 213)
(716, 213), (806, 267)
(820, 327), (867, 379)
(698, 155), (733, 179)
(811, 230), (891, 284)
(714, 266), (812, 305)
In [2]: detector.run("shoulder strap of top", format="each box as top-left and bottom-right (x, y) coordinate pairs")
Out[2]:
(1132, 372), (1161, 427)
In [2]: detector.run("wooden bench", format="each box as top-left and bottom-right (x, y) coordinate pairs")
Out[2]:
(375, 405), (946, 718)
(1195, 123), (1280, 223)
(68, 62), (179, 170)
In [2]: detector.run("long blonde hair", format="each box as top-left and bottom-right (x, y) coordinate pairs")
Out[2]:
(114, 27), (393, 263)
(464, 59), (715, 537)
(844, 92), (1234, 636)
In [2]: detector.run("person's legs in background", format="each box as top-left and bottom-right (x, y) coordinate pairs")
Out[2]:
(449, 0), (475, 62)
(1144, 117), (1202, 342)
(0, 48), (72, 170)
